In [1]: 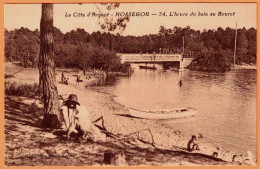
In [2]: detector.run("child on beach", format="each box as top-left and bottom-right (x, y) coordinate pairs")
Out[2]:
(64, 78), (69, 85)
(187, 135), (199, 152)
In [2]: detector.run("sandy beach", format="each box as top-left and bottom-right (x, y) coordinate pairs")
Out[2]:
(4, 62), (255, 166)
(232, 64), (257, 70)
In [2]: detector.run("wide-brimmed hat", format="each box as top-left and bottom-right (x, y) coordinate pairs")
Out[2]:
(65, 94), (80, 106)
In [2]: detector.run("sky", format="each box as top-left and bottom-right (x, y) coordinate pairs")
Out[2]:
(4, 3), (257, 36)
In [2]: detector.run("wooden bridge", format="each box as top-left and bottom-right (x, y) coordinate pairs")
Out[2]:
(117, 53), (194, 69)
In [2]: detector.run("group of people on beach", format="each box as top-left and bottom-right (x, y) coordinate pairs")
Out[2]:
(61, 68), (107, 86)
(61, 72), (69, 85)
(185, 134), (255, 165)
(61, 72), (83, 86)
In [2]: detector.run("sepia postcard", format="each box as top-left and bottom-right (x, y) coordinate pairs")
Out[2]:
(1, 1), (259, 168)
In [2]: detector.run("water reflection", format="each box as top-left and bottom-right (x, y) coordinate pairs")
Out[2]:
(87, 75), (119, 87)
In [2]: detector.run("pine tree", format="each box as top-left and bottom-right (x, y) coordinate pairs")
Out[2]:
(39, 3), (61, 128)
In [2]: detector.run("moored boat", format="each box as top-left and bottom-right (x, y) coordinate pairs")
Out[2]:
(139, 65), (157, 70)
(166, 67), (179, 71)
(128, 107), (196, 119)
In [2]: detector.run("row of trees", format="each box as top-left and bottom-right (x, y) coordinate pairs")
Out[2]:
(5, 25), (256, 71)
(4, 27), (122, 71)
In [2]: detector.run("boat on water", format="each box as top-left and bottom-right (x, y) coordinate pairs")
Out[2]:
(165, 67), (190, 72)
(139, 65), (157, 70)
(166, 67), (179, 71)
(128, 107), (196, 120)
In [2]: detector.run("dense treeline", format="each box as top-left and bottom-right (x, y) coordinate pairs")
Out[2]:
(5, 28), (40, 67)
(5, 26), (256, 72)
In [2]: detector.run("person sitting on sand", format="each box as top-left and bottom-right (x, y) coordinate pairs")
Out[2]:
(64, 78), (69, 85)
(60, 94), (105, 141)
(187, 135), (199, 152)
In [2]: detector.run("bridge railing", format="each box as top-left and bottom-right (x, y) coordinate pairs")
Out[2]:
(118, 53), (183, 63)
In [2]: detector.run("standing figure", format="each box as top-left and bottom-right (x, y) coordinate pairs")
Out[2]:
(76, 75), (82, 85)
(83, 69), (86, 77)
(76, 75), (79, 85)
(153, 52), (156, 61)
(61, 72), (65, 84)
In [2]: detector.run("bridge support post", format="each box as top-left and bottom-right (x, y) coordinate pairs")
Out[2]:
(179, 54), (185, 70)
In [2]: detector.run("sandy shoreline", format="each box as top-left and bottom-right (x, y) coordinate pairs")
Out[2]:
(232, 64), (257, 70)
(4, 62), (255, 166)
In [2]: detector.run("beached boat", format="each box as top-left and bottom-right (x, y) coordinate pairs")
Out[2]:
(128, 107), (196, 119)
(139, 65), (157, 70)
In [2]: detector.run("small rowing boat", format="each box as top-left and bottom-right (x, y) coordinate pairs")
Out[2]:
(128, 107), (196, 119)
(139, 65), (157, 70)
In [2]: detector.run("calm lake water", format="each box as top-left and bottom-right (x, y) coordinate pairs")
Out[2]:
(92, 64), (257, 156)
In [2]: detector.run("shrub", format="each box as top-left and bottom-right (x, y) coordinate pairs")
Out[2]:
(5, 82), (39, 98)
(189, 49), (232, 72)
(119, 62), (131, 73)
